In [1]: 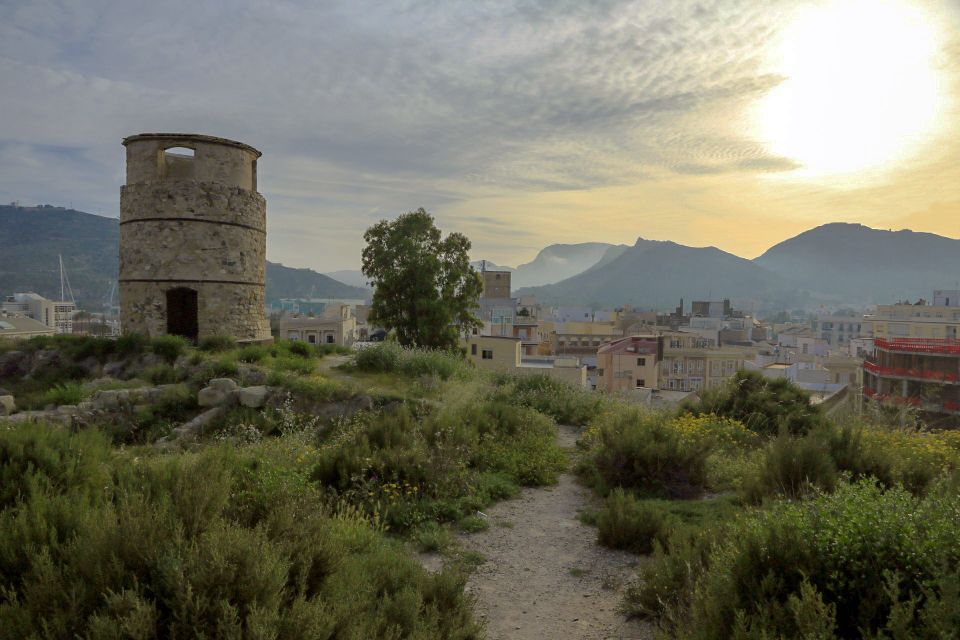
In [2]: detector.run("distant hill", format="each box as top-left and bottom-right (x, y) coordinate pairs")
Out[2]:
(510, 242), (627, 289)
(324, 269), (370, 289)
(517, 238), (787, 308)
(755, 223), (960, 303)
(0, 205), (367, 308)
(470, 260), (514, 273)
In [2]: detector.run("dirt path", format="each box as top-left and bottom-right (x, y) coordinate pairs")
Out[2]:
(460, 424), (652, 640)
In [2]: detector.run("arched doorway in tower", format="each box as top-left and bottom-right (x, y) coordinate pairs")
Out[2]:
(166, 287), (199, 342)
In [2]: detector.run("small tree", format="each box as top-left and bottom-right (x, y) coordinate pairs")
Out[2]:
(361, 208), (482, 349)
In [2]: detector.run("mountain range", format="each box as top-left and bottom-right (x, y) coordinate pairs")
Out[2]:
(4, 205), (960, 311)
(518, 224), (960, 309)
(0, 205), (369, 309)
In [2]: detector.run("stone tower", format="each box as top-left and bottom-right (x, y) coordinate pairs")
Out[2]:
(119, 133), (270, 343)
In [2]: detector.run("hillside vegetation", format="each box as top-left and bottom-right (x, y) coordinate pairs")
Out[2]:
(2, 339), (959, 637)
(0, 205), (368, 309)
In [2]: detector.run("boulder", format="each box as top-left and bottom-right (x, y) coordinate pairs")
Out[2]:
(238, 386), (269, 408)
(92, 389), (119, 409)
(208, 378), (239, 393)
(198, 386), (237, 408)
(0, 395), (14, 416)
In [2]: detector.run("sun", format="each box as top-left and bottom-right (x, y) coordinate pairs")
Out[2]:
(754, 0), (946, 178)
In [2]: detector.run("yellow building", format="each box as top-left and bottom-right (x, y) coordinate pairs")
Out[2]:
(865, 303), (960, 341)
(462, 334), (588, 388)
(658, 332), (747, 392)
(596, 335), (662, 392)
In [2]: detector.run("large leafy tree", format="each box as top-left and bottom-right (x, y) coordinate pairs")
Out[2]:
(361, 208), (483, 348)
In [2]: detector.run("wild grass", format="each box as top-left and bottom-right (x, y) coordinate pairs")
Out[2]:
(0, 421), (481, 639)
(354, 342), (470, 380)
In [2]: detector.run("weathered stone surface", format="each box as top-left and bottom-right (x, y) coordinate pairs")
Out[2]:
(92, 389), (120, 409)
(172, 406), (226, 441)
(119, 134), (270, 343)
(0, 395), (14, 415)
(0, 351), (28, 378)
(238, 386), (269, 408)
(208, 378), (239, 393)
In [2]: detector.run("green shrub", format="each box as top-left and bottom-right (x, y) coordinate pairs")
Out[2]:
(287, 340), (313, 358)
(653, 480), (960, 639)
(236, 344), (269, 363)
(686, 370), (824, 436)
(741, 429), (837, 503)
(150, 334), (189, 363)
(37, 381), (86, 407)
(494, 373), (603, 425)
(355, 343), (467, 380)
(115, 332), (149, 357)
(272, 355), (317, 375)
(625, 527), (714, 622)
(596, 489), (674, 554)
(584, 410), (712, 498)
(143, 364), (181, 385)
(198, 334), (236, 353)
(267, 371), (355, 404)
(414, 521), (454, 552)
(0, 423), (482, 639)
(458, 514), (489, 533)
(317, 343), (351, 356)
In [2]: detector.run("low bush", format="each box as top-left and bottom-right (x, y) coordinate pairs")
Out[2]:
(266, 371), (356, 404)
(272, 355), (317, 375)
(36, 381), (86, 407)
(458, 514), (489, 533)
(198, 334), (236, 353)
(581, 408), (713, 498)
(311, 401), (565, 532)
(0, 422), (481, 639)
(143, 363), (181, 385)
(686, 370), (824, 436)
(317, 343), (351, 356)
(286, 340), (314, 358)
(114, 332), (149, 357)
(355, 342), (468, 380)
(236, 344), (269, 363)
(741, 429), (837, 503)
(494, 373), (603, 426)
(595, 489), (674, 554)
(641, 480), (960, 639)
(150, 334), (189, 364)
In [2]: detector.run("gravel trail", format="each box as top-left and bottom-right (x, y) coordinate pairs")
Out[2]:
(460, 424), (652, 640)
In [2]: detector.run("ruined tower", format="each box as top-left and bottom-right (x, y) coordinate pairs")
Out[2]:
(119, 133), (270, 343)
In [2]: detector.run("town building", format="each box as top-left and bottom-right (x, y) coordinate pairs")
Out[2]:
(278, 304), (357, 345)
(2, 293), (75, 334)
(658, 331), (747, 392)
(596, 335), (662, 392)
(862, 337), (960, 417)
(480, 268), (512, 299)
(0, 314), (56, 340)
(863, 300), (960, 341)
(813, 313), (863, 347)
(462, 334), (588, 388)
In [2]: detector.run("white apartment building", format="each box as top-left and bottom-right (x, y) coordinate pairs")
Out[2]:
(2, 293), (75, 334)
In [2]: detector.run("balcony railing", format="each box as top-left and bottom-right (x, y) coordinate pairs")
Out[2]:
(863, 387), (960, 413)
(874, 338), (960, 355)
(862, 360), (959, 383)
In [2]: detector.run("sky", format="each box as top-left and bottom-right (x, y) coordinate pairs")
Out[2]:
(1, 0), (959, 272)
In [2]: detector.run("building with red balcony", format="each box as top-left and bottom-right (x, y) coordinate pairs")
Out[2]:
(862, 338), (960, 417)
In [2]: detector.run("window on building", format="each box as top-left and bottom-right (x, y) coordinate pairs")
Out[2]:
(482, 349), (493, 360)
(471, 344), (477, 355)
(637, 379), (645, 388)
(308, 335), (316, 344)
(637, 357), (646, 366)
(326, 335), (334, 344)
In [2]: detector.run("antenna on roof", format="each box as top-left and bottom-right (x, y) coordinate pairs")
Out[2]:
(59, 255), (76, 304)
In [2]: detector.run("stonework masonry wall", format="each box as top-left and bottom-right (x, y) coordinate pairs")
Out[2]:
(119, 133), (270, 343)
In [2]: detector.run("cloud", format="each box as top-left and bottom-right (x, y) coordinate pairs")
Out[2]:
(0, 0), (957, 270)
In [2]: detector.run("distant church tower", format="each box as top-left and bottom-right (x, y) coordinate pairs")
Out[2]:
(119, 133), (270, 343)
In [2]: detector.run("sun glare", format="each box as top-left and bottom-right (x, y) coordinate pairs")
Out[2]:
(755, 0), (945, 178)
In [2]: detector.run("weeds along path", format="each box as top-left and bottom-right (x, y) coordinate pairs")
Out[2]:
(461, 424), (652, 640)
